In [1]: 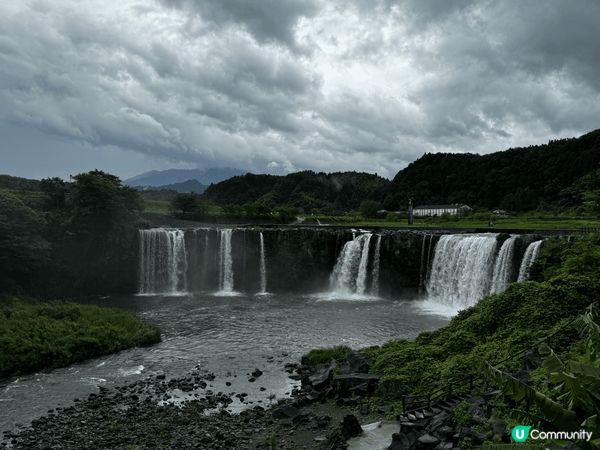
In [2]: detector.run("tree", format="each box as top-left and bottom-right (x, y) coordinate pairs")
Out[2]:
(0, 191), (49, 292)
(359, 200), (382, 218)
(69, 170), (141, 234)
(50, 171), (142, 295)
(39, 177), (67, 210)
(171, 193), (199, 216)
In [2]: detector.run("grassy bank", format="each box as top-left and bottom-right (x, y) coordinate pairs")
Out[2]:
(0, 299), (160, 378)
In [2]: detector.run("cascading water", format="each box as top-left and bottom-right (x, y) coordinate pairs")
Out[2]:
(258, 232), (268, 295)
(425, 234), (498, 310)
(419, 234), (434, 294)
(139, 228), (187, 294)
(218, 229), (234, 293)
(329, 233), (377, 298)
(517, 240), (543, 281)
(370, 235), (382, 296)
(355, 234), (373, 295)
(490, 236), (517, 294)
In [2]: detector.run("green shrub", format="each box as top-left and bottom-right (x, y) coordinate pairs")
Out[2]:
(452, 401), (472, 426)
(301, 345), (351, 366)
(0, 298), (160, 378)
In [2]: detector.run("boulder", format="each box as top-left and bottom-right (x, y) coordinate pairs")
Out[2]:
(308, 363), (335, 390)
(340, 414), (363, 439)
(389, 432), (410, 450)
(333, 374), (379, 395)
(346, 351), (371, 373)
(272, 405), (301, 420)
(417, 433), (440, 449)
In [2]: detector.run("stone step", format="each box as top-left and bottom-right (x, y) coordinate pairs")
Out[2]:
(421, 409), (435, 418)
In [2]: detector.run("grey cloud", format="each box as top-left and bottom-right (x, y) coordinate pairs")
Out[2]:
(160, 0), (318, 47)
(0, 0), (599, 181)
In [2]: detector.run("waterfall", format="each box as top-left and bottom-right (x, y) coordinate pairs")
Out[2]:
(356, 234), (373, 295)
(517, 240), (543, 281)
(139, 228), (187, 294)
(371, 235), (382, 296)
(425, 234), (498, 310)
(419, 234), (433, 294)
(258, 232), (268, 295)
(330, 233), (374, 297)
(490, 236), (517, 294)
(218, 229), (234, 293)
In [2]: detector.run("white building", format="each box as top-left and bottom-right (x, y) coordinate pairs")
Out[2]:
(413, 204), (472, 217)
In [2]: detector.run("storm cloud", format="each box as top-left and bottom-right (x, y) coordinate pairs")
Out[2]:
(1, 0), (599, 179)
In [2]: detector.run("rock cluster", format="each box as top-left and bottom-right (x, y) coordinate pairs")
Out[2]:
(1, 351), (514, 450)
(390, 393), (509, 449)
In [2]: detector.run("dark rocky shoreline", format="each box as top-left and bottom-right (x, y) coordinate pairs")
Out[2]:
(2, 352), (515, 450)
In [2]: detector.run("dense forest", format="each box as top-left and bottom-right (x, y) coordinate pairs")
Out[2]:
(203, 171), (389, 214)
(382, 129), (600, 211)
(201, 129), (600, 214)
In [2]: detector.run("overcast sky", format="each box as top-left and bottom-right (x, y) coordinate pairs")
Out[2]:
(1, 0), (599, 180)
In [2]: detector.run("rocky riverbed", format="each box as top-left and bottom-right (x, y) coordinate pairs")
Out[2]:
(2, 351), (518, 450)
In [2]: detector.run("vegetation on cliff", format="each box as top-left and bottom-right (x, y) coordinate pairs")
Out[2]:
(0, 298), (160, 378)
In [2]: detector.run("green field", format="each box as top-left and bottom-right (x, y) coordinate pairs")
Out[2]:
(143, 199), (171, 215)
(143, 198), (600, 231)
(303, 213), (600, 231)
(142, 199), (223, 216)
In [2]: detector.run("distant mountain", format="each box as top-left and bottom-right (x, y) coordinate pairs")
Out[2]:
(125, 168), (243, 187)
(0, 174), (40, 191)
(138, 179), (206, 194)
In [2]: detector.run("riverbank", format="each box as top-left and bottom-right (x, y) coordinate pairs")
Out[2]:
(1, 361), (378, 449)
(0, 299), (161, 378)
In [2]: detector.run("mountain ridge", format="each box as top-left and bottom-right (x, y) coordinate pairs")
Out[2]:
(125, 168), (243, 187)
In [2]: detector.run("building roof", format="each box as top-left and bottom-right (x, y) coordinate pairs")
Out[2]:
(414, 204), (471, 210)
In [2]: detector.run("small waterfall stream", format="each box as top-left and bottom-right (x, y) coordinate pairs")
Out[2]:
(490, 236), (517, 294)
(517, 240), (543, 281)
(258, 232), (268, 295)
(355, 234), (373, 295)
(371, 235), (382, 296)
(329, 233), (380, 298)
(218, 229), (234, 293)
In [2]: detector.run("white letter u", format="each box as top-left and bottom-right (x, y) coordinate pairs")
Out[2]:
(516, 430), (525, 440)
